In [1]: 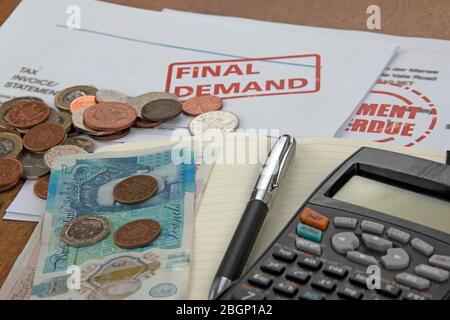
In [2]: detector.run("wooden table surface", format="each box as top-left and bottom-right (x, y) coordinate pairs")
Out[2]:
(0, 0), (449, 288)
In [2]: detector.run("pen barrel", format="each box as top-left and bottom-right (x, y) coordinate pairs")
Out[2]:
(216, 199), (269, 280)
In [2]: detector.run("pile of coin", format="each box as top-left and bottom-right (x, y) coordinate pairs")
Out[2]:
(0, 84), (237, 199)
(60, 174), (161, 249)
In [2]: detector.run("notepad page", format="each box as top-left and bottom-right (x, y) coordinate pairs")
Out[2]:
(189, 137), (445, 299)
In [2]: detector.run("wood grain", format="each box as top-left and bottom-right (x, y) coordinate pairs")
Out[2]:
(0, 0), (449, 289)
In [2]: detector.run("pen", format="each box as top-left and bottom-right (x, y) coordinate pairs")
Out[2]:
(209, 135), (297, 300)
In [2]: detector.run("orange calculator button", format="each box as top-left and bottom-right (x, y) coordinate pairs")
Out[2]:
(300, 208), (329, 230)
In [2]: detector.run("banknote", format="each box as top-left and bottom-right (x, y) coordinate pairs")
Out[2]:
(0, 222), (41, 300)
(30, 145), (196, 299)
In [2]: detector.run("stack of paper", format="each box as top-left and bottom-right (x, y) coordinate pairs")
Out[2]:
(164, 10), (450, 150)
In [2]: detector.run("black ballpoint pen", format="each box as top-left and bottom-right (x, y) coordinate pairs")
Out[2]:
(209, 135), (296, 300)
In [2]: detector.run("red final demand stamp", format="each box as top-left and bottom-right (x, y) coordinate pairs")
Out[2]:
(165, 54), (321, 100)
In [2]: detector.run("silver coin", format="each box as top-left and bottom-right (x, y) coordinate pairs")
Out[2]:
(60, 215), (110, 247)
(44, 145), (87, 169)
(64, 136), (95, 153)
(189, 111), (239, 135)
(96, 89), (129, 104)
(128, 92), (179, 116)
(20, 151), (50, 179)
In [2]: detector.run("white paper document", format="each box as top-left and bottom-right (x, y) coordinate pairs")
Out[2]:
(163, 10), (450, 150)
(0, 0), (397, 139)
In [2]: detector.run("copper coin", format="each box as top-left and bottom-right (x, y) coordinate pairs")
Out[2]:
(7, 101), (51, 129)
(182, 95), (223, 116)
(23, 123), (66, 153)
(90, 129), (130, 141)
(113, 175), (158, 204)
(83, 103), (137, 131)
(0, 158), (23, 188)
(69, 95), (97, 113)
(141, 99), (182, 122)
(34, 175), (50, 200)
(133, 118), (163, 128)
(113, 219), (161, 249)
(0, 179), (20, 193)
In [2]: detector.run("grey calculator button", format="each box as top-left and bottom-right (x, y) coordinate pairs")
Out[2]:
(296, 237), (322, 256)
(381, 248), (410, 270)
(415, 264), (449, 282)
(395, 272), (430, 290)
(331, 232), (359, 254)
(347, 251), (378, 266)
(411, 238), (434, 256)
(362, 233), (393, 253)
(386, 228), (410, 244)
(333, 217), (357, 229)
(428, 254), (450, 270)
(361, 220), (385, 235)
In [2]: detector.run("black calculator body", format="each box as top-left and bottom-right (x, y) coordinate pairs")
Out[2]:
(220, 147), (450, 300)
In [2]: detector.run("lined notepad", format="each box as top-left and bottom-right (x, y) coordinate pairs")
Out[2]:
(96, 136), (445, 299)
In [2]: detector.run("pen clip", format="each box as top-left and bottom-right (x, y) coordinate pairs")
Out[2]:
(270, 135), (296, 190)
(252, 135), (296, 204)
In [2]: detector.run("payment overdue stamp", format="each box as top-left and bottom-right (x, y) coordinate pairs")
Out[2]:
(165, 54), (321, 100)
(344, 82), (438, 147)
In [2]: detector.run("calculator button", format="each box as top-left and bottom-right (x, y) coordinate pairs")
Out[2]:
(248, 273), (273, 288)
(296, 237), (322, 256)
(395, 273), (430, 291)
(273, 248), (297, 263)
(403, 292), (429, 300)
(347, 251), (378, 266)
(362, 233), (393, 253)
(231, 287), (264, 300)
(286, 269), (311, 284)
(361, 220), (385, 235)
(381, 248), (410, 270)
(349, 273), (370, 289)
(261, 261), (286, 275)
(311, 278), (337, 293)
(414, 264), (449, 282)
(299, 207), (329, 230)
(333, 216), (357, 229)
(273, 282), (298, 297)
(296, 223), (323, 243)
(428, 254), (450, 270)
(337, 286), (363, 300)
(298, 291), (325, 300)
(297, 256), (323, 271)
(323, 264), (348, 279)
(331, 232), (360, 254)
(387, 227), (410, 244)
(376, 284), (402, 298)
(411, 238), (434, 256)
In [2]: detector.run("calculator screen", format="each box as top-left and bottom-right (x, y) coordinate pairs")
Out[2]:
(333, 175), (450, 234)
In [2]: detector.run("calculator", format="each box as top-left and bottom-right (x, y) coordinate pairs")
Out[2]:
(219, 147), (450, 300)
